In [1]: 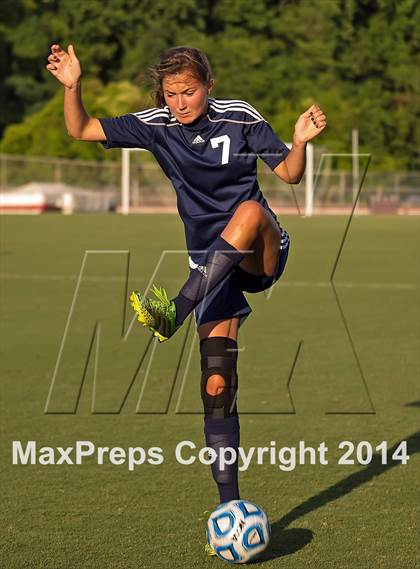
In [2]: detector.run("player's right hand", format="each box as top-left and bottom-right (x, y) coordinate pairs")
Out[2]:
(46, 44), (81, 89)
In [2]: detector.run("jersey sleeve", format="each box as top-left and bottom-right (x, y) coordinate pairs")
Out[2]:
(98, 114), (153, 150)
(245, 120), (290, 170)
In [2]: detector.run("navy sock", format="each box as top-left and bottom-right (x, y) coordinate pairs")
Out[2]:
(173, 236), (244, 326)
(204, 416), (240, 504)
(173, 293), (195, 327)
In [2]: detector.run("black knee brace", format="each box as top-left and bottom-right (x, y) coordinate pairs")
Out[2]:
(200, 336), (238, 419)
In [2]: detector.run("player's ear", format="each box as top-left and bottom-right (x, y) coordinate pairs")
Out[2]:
(207, 78), (214, 94)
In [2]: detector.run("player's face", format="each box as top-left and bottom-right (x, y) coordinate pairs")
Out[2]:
(163, 72), (213, 124)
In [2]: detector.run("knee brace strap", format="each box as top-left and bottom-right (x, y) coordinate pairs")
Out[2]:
(200, 336), (238, 419)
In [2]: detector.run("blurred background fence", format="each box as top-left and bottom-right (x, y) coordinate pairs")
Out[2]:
(1, 153), (419, 214)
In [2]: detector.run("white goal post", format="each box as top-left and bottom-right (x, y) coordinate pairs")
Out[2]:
(121, 142), (314, 216)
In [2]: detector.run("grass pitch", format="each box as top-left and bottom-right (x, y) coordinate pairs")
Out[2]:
(0, 213), (419, 568)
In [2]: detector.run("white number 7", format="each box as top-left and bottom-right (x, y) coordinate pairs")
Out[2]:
(210, 135), (231, 165)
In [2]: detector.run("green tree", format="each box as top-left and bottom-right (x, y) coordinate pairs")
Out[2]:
(0, 79), (151, 159)
(1, 0), (419, 169)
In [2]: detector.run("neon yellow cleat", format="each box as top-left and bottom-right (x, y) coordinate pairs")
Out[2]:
(204, 542), (216, 556)
(201, 509), (217, 557)
(130, 284), (178, 343)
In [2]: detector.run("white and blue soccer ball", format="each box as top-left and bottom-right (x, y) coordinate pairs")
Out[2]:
(207, 500), (270, 563)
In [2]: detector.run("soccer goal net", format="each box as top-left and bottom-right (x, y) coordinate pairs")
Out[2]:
(120, 143), (314, 216)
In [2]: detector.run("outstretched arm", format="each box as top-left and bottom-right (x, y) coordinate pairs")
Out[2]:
(274, 104), (326, 184)
(46, 44), (106, 141)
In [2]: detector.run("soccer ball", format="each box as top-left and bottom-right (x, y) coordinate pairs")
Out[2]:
(206, 500), (270, 563)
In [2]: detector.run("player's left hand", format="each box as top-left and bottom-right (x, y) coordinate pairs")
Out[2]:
(293, 104), (327, 144)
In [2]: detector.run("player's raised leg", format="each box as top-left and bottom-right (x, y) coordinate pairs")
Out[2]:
(130, 201), (282, 342)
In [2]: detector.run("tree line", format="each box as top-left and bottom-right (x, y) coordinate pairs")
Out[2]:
(0, 0), (418, 170)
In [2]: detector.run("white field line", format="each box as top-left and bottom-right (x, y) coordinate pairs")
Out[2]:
(0, 273), (417, 290)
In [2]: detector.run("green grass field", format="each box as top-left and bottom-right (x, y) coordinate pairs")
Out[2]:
(0, 214), (419, 569)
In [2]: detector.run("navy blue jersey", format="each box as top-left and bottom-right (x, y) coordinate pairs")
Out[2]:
(99, 98), (289, 263)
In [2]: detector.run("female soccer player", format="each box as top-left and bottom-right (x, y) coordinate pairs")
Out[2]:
(47, 43), (326, 551)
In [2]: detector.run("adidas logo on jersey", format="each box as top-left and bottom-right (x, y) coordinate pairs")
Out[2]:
(192, 135), (205, 144)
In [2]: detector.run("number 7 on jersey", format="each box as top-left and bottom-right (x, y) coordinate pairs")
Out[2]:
(210, 135), (231, 165)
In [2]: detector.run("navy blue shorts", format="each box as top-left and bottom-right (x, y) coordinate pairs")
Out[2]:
(193, 228), (290, 328)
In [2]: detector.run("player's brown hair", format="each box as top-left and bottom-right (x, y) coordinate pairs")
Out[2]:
(150, 46), (213, 108)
